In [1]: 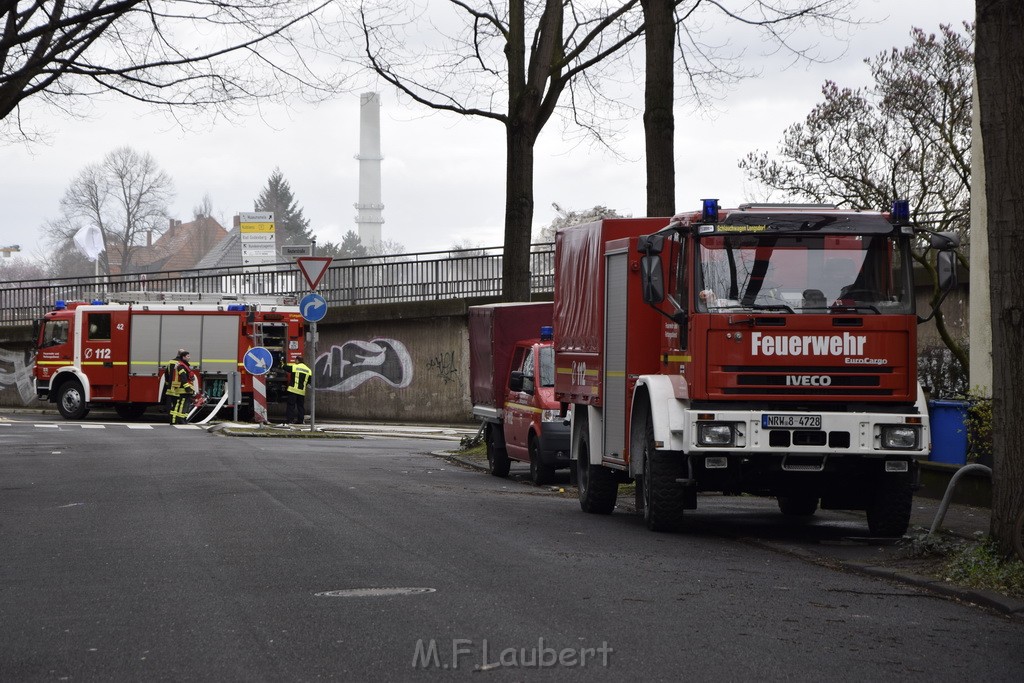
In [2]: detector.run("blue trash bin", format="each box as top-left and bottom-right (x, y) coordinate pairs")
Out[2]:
(928, 399), (969, 465)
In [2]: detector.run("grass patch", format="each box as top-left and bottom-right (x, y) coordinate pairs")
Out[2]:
(943, 540), (1024, 599)
(900, 530), (1024, 599)
(456, 441), (487, 456)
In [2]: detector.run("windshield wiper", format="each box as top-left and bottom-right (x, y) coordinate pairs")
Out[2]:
(749, 303), (795, 314)
(831, 304), (880, 314)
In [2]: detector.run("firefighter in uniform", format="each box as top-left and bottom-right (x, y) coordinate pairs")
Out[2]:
(285, 359), (312, 424)
(168, 349), (196, 425)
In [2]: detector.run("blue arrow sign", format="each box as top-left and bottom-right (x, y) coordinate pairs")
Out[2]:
(300, 292), (328, 323)
(243, 346), (274, 375)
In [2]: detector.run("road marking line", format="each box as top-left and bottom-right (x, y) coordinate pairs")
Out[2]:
(126, 425), (154, 430)
(35, 424), (59, 428)
(80, 424), (105, 429)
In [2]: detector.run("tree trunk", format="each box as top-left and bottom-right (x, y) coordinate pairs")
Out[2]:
(642, 0), (676, 218)
(503, 119), (536, 302)
(976, 0), (1024, 555)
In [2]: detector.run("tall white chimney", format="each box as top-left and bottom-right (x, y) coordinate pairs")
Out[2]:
(354, 92), (384, 251)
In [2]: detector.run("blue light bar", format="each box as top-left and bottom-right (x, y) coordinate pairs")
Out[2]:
(701, 199), (720, 223)
(540, 326), (553, 341)
(91, 299), (104, 305)
(54, 300), (66, 310)
(891, 199), (910, 223)
(227, 304), (247, 312)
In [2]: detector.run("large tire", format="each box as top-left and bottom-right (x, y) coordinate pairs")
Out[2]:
(57, 380), (90, 420)
(777, 495), (818, 517)
(486, 423), (511, 478)
(576, 422), (618, 514)
(641, 414), (687, 532)
(529, 434), (556, 486)
(114, 403), (147, 420)
(866, 471), (913, 537)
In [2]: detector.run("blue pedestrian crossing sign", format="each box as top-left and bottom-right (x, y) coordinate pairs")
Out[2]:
(243, 346), (274, 375)
(300, 292), (328, 323)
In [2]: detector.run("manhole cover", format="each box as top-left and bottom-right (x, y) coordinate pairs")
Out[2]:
(314, 587), (437, 598)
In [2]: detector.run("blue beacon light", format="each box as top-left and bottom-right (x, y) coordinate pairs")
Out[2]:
(540, 326), (554, 341)
(701, 199), (720, 223)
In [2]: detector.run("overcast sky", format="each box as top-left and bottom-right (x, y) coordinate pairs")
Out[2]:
(0, 0), (973, 264)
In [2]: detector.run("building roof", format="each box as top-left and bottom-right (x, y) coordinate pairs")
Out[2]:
(108, 217), (229, 273)
(193, 225), (244, 270)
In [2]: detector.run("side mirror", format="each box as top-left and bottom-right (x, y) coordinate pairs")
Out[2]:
(509, 371), (525, 393)
(640, 254), (665, 304)
(930, 231), (960, 249)
(937, 250), (957, 291)
(638, 234), (665, 256)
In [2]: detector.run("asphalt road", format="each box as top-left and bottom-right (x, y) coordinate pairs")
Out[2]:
(1, 413), (1022, 681)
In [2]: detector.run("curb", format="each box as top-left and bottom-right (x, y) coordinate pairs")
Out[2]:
(751, 538), (1024, 621)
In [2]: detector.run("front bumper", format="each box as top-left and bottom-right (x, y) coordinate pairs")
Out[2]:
(672, 408), (930, 459)
(538, 421), (571, 467)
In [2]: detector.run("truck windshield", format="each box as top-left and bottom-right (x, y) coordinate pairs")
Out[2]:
(696, 233), (912, 314)
(41, 319), (70, 347)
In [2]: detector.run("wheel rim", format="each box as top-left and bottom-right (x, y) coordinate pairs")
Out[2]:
(62, 387), (82, 414)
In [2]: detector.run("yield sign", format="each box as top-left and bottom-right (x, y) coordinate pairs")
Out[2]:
(296, 256), (333, 291)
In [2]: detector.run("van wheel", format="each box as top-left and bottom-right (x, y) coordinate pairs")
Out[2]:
(57, 381), (90, 420)
(576, 423), (617, 514)
(866, 471), (913, 537)
(529, 435), (555, 486)
(486, 424), (511, 478)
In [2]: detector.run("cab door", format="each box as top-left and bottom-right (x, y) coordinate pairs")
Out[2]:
(81, 309), (129, 401)
(503, 345), (533, 461)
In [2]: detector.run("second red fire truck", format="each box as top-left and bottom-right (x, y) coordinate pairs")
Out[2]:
(554, 201), (959, 536)
(33, 291), (305, 421)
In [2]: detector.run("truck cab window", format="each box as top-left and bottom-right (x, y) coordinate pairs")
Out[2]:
(538, 346), (555, 388)
(88, 313), (111, 340)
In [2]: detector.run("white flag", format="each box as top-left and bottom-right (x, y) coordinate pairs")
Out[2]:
(73, 225), (105, 261)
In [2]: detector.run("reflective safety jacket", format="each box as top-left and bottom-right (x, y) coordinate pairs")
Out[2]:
(165, 359), (183, 397)
(166, 359), (194, 397)
(287, 362), (312, 396)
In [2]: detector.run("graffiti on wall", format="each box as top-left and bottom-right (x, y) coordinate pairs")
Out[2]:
(426, 351), (458, 384)
(0, 346), (38, 405)
(315, 338), (413, 392)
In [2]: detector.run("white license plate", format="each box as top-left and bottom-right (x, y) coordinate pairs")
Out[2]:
(762, 414), (822, 429)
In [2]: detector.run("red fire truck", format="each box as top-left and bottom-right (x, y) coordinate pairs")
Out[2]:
(33, 291), (306, 420)
(554, 202), (959, 536)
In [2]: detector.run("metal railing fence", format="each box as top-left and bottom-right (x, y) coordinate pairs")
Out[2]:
(0, 244), (555, 326)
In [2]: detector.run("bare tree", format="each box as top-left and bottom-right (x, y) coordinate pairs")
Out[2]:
(192, 194), (215, 221)
(355, 0), (648, 301)
(355, 1), (851, 300)
(642, 0), (854, 217)
(45, 147), (174, 276)
(1, 1), (349, 143)
(975, 0), (1024, 558)
(739, 24), (974, 380)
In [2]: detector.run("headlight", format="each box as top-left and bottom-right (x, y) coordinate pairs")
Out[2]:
(881, 425), (919, 449)
(698, 423), (734, 447)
